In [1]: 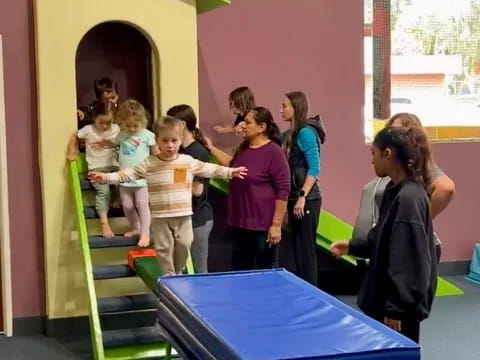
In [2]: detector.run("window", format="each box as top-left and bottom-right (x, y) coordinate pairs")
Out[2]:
(364, 0), (480, 142)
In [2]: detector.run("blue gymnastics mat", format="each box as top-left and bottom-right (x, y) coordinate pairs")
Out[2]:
(156, 269), (420, 360)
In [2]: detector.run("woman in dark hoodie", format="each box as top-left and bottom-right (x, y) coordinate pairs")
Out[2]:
(281, 91), (326, 286)
(332, 126), (437, 343)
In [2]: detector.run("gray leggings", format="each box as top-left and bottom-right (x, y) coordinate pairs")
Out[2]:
(91, 166), (117, 214)
(191, 220), (214, 273)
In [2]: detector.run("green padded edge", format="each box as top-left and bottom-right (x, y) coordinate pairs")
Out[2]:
(135, 257), (162, 293)
(197, 0), (231, 14)
(208, 178), (464, 296)
(69, 159), (105, 360)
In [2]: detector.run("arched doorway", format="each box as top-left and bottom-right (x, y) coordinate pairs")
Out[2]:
(75, 22), (154, 123)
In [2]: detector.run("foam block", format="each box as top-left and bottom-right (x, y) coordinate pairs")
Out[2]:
(128, 249), (156, 271)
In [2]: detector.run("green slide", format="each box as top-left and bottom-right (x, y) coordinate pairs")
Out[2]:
(209, 178), (463, 297)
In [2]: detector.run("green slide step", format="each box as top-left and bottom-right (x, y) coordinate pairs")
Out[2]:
(209, 178), (463, 297)
(104, 343), (171, 360)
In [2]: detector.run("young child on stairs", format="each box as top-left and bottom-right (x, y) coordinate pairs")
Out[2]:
(67, 100), (120, 238)
(113, 99), (159, 248)
(89, 115), (248, 275)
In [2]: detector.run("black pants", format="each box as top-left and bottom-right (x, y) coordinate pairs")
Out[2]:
(400, 317), (420, 343)
(231, 227), (279, 270)
(374, 315), (420, 343)
(436, 244), (442, 264)
(288, 197), (322, 286)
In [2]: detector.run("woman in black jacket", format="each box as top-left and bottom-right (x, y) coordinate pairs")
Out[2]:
(281, 91), (325, 286)
(332, 126), (437, 343)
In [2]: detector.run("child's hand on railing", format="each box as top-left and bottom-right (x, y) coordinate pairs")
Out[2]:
(231, 167), (248, 179)
(67, 153), (77, 162)
(88, 172), (107, 184)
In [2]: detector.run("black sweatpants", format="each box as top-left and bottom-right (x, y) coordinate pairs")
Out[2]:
(231, 227), (279, 271)
(436, 244), (442, 264)
(288, 197), (322, 286)
(401, 317), (421, 343)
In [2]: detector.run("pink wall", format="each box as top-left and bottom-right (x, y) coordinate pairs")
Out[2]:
(198, 0), (475, 262)
(0, 0), (45, 317)
(432, 143), (478, 261)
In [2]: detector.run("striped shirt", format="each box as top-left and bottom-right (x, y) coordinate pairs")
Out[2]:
(107, 154), (233, 218)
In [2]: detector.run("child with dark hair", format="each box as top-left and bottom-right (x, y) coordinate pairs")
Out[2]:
(76, 78), (119, 130)
(67, 100), (120, 237)
(332, 126), (437, 343)
(214, 86), (256, 135)
(93, 78), (118, 105)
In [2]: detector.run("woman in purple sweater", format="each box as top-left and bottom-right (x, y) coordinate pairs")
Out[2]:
(207, 107), (290, 270)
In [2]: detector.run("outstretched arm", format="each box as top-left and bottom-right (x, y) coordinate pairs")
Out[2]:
(430, 175), (455, 218)
(191, 159), (247, 180)
(210, 146), (234, 166)
(204, 136), (233, 166)
(331, 227), (376, 259)
(89, 160), (148, 184)
(214, 125), (235, 134)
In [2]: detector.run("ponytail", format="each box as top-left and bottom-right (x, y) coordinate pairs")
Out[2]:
(267, 122), (282, 146)
(404, 127), (432, 189)
(192, 127), (210, 152)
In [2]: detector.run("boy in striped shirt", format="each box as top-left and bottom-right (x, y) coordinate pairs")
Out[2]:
(89, 116), (247, 275)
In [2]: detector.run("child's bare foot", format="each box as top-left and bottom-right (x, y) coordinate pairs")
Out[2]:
(110, 198), (121, 209)
(124, 229), (140, 238)
(137, 234), (150, 248)
(101, 223), (115, 238)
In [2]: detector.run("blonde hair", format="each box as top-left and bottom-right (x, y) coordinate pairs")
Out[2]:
(387, 112), (423, 130)
(116, 99), (148, 127)
(153, 116), (184, 137)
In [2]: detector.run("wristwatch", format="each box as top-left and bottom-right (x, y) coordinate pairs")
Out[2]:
(298, 190), (306, 197)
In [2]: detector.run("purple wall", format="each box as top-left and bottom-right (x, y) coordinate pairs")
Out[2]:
(0, 0), (45, 317)
(197, 0), (475, 262)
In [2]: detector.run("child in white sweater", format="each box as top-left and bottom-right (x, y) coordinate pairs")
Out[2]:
(89, 116), (247, 275)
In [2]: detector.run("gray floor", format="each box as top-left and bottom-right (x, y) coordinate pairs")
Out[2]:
(0, 276), (477, 360)
(337, 275), (480, 360)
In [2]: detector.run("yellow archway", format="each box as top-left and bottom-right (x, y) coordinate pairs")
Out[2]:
(34, 0), (199, 320)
